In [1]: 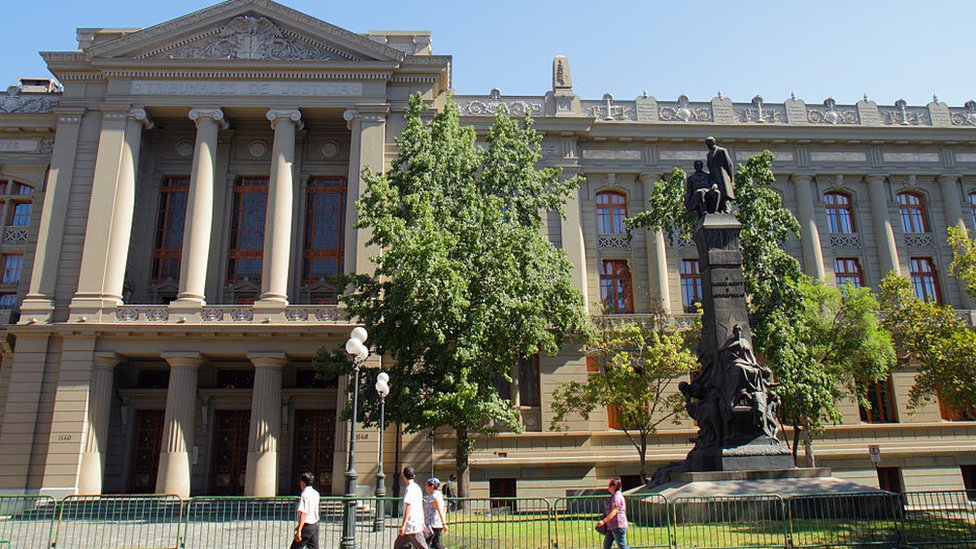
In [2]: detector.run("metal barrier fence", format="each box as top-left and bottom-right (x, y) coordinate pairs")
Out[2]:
(0, 490), (974, 548)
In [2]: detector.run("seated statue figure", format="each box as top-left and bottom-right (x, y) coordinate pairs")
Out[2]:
(684, 160), (721, 215)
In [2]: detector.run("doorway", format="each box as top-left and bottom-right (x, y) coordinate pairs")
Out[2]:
(210, 410), (250, 495)
(292, 410), (336, 494)
(128, 410), (164, 493)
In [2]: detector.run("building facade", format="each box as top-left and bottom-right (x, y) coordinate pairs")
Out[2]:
(1, 0), (975, 500)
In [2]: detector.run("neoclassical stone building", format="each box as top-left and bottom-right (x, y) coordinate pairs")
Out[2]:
(0, 0), (975, 500)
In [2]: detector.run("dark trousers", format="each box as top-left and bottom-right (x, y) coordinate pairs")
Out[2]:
(427, 527), (445, 549)
(290, 523), (319, 549)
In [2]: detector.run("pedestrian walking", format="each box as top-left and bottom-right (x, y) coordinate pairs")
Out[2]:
(290, 472), (320, 549)
(394, 466), (428, 549)
(444, 474), (457, 511)
(423, 478), (448, 549)
(595, 478), (630, 549)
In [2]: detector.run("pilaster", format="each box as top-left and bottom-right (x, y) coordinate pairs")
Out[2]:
(76, 352), (120, 494)
(344, 106), (388, 276)
(791, 174), (826, 280)
(866, 174), (900, 277)
(639, 173), (671, 311)
(245, 352), (285, 497)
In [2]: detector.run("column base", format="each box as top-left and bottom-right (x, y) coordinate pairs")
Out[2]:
(252, 298), (288, 323)
(76, 451), (103, 495)
(68, 295), (123, 323)
(169, 299), (205, 323)
(245, 450), (279, 497)
(156, 451), (192, 498)
(18, 297), (55, 324)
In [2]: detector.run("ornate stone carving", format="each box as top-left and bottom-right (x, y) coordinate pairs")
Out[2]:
(2, 228), (29, 244)
(0, 86), (58, 114)
(188, 108), (229, 129)
(950, 100), (976, 126)
(39, 139), (54, 153)
(659, 95), (712, 122)
(829, 233), (861, 248)
(248, 140), (268, 158)
(455, 97), (544, 117)
(880, 99), (931, 126)
(735, 96), (786, 123)
(806, 98), (858, 125)
(585, 93), (635, 121)
(904, 233), (934, 247)
(153, 16), (337, 61)
(553, 55), (572, 90)
(598, 234), (631, 250)
(127, 108), (154, 129)
(267, 108), (303, 130)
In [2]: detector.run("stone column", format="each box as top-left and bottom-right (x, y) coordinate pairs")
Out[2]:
(70, 107), (152, 319)
(76, 353), (120, 494)
(639, 173), (671, 311)
(156, 352), (201, 498)
(937, 174), (976, 308)
(791, 174), (827, 280)
(258, 110), (302, 307)
(866, 174), (901, 277)
(174, 109), (227, 307)
(245, 353), (285, 496)
(561, 171), (590, 312)
(21, 108), (86, 323)
(344, 106), (388, 276)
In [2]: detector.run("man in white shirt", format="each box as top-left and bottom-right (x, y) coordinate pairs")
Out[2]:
(395, 466), (428, 549)
(291, 472), (320, 549)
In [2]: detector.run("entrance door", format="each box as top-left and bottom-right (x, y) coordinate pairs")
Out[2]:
(292, 410), (336, 494)
(128, 410), (164, 493)
(211, 410), (250, 495)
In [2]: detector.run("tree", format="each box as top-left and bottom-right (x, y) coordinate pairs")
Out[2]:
(948, 226), (976, 302)
(878, 272), (976, 417)
(340, 94), (586, 500)
(550, 307), (698, 482)
(627, 151), (893, 465)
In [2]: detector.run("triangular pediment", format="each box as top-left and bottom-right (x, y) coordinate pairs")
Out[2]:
(86, 0), (407, 64)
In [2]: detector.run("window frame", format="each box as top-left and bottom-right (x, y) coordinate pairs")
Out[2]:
(151, 176), (190, 283)
(897, 192), (929, 234)
(680, 258), (702, 313)
(599, 259), (634, 314)
(968, 191), (976, 231)
(858, 377), (896, 424)
(909, 257), (941, 303)
(824, 192), (855, 234)
(302, 177), (346, 284)
(834, 257), (865, 289)
(0, 254), (23, 285)
(596, 191), (628, 235)
(226, 177), (269, 284)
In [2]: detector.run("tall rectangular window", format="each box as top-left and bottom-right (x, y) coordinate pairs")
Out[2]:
(1, 254), (22, 284)
(8, 203), (31, 227)
(303, 178), (346, 283)
(151, 176), (189, 282)
(824, 192), (855, 234)
(960, 465), (976, 499)
(607, 404), (624, 430)
(599, 259), (634, 314)
(0, 293), (15, 310)
(897, 192), (928, 234)
(858, 377), (896, 423)
(518, 355), (541, 407)
(834, 258), (864, 289)
(227, 177), (268, 283)
(680, 259), (702, 312)
(909, 257), (940, 303)
(596, 191), (628, 234)
(969, 192), (976, 231)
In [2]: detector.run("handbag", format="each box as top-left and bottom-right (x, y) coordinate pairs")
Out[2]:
(595, 522), (607, 534)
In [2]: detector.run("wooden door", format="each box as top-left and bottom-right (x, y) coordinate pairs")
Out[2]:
(210, 410), (250, 495)
(292, 410), (336, 494)
(128, 410), (164, 493)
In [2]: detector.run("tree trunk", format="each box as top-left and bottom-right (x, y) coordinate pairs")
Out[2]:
(791, 425), (801, 463)
(803, 429), (816, 468)
(639, 435), (649, 484)
(456, 427), (470, 511)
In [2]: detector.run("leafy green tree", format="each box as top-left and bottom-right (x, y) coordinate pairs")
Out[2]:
(627, 151), (893, 465)
(340, 94), (586, 499)
(550, 307), (699, 482)
(948, 226), (976, 302)
(879, 273), (976, 417)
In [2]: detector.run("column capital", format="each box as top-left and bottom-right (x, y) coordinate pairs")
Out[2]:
(937, 173), (962, 184)
(864, 173), (888, 184)
(161, 352), (203, 368)
(637, 172), (656, 184)
(188, 108), (228, 129)
(93, 352), (121, 370)
(247, 352), (287, 368)
(127, 108), (154, 130)
(54, 107), (87, 125)
(789, 173), (814, 183)
(267, 108), (303, 130)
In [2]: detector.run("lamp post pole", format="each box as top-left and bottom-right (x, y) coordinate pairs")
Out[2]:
(340, 328), (369, 549)
(373, 377), (388, 532)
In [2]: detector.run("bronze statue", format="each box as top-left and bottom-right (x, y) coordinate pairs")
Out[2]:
(705, 136), (735, 213)
(684, 160), (720, 215)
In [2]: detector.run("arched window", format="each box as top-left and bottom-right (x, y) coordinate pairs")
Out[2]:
(596, 191), (627, 234)
(599, 259), (634, 314)
(968, 191), (976, 231)
(909, 257), (941, 303)
(834, 258), (864, 289)
(824, 192), (855, 234)
(897, 192), (928, 234)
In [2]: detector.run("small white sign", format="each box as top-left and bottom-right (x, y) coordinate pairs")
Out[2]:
(868, 444), (881, 464)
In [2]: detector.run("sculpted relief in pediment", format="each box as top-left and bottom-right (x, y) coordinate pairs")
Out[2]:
(141, 15), (359, 61)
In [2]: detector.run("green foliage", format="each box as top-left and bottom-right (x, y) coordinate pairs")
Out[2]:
(550, 307), (699, 481)
(626, 168), (693, 244)
(948, 226), (976, 301)
(338, 94), (586, 469)
(878, 273), (976, 415)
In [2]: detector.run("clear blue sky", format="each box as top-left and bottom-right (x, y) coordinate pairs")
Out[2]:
(3, 0), (973, 107)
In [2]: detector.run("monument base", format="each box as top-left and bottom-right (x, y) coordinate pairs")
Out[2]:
(688, 436), (796, 472)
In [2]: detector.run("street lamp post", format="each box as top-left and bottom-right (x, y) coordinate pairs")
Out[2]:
(373, 372), (390, 532)
(341, 327), (369, 549)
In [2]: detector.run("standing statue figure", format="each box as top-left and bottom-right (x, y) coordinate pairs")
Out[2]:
(684, 160), (721, 215)
(705, 136), (735, 213)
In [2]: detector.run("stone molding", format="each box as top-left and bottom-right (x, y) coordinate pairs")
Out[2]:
(266, 108), (303, 130)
